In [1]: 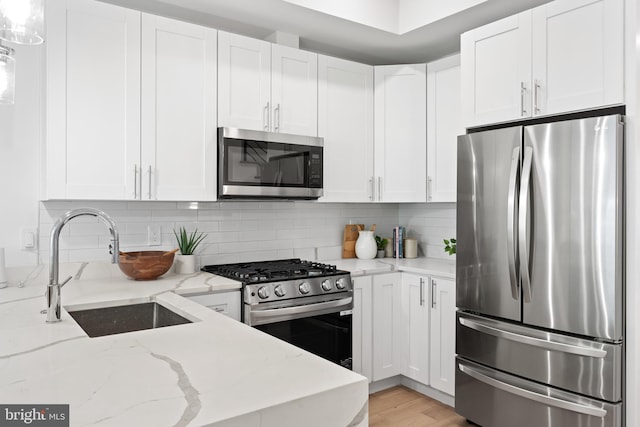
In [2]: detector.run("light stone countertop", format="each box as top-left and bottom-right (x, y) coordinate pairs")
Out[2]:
(330, 257), (456, 279)
(0, 263), (368, 427)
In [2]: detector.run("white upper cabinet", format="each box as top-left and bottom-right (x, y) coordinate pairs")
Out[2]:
(461, 0), (623, 128)
(318, 55), (374, 203)
(218, 31), (318, 136)
(427, 55), (463, 203)
(141, 14), (218, 201)
(531, 0), (623, 116)
(461, 12), (532, 127)
(271, 44), (318, 135)
(374, 64), (427, 203)
(46, 0), (141, 199)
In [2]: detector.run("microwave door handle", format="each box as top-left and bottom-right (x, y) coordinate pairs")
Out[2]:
(519, 146), (533, 303)
(507, 146), (520, 300)
(251, 297), (353, 320)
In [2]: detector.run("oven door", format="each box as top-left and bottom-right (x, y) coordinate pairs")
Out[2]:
(246, 294), (353, 369)
(218, 127), (323, 199)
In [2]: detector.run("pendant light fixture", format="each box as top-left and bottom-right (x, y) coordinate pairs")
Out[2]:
(0, 0), (44, 45)
(0, 43), (15, 104)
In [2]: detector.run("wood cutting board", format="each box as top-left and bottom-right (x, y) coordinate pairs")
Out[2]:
(342, 224), (364, 258)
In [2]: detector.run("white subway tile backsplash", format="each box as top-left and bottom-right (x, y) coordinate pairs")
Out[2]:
(39, 200), (456, 266)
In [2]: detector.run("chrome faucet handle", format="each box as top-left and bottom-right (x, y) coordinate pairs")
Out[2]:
(60, 276), (72, 288)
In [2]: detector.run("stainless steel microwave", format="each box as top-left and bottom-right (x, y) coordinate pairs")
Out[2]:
(218, 127), (323, 199)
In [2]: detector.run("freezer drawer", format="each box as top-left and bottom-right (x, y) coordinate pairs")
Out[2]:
(457, 312), (622, 402)
(456, 358), (622, 427)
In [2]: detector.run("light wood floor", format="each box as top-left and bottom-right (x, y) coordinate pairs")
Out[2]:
(369, 386), (475, 427)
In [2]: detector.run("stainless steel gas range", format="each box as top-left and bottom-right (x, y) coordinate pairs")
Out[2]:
(202, 259), (353, 369)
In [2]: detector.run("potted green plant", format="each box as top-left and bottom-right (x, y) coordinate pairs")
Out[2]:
(173, 227), (207, 274)
(443, 238), (456, 256)
(375, 235), (388, 258)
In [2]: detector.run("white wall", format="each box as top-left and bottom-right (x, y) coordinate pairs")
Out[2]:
(0, 44), (43, 267)
(398, 203), (456, 259)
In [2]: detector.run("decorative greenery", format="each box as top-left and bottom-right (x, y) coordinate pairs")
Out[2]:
(174, 227), (207, 255)
(375, 235), (388, 251)
(444, 238), (457, 256)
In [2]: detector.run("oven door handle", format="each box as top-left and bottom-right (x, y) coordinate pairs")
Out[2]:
(251, 297), (353, 320)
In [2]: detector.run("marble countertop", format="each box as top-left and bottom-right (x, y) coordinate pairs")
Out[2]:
(0, 263), (368, 427)
(331, 257), (456, 279)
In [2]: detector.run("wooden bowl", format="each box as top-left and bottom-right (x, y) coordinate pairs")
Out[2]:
(118, 249), (178, 280)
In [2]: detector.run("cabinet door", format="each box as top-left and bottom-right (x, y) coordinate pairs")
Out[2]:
(460, 12), (532, 127)
(403, 274), (429, 384)
(531, 0), (623, 116)
(186, 291), (241, 321)
(141, 15), (217, 201)
(374, 64), (427, 202)
(429, 277), (456, 395)
(271, 44), (318, 136)
(218, 31), (271, 131)
(318, 55), (374, 203)
(427, 55), (463, 203)
(353, 276), (373, 382)
(372, 273), (402, 381)
(46, 0), (140, 199)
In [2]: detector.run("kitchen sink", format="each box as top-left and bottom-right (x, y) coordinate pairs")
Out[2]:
(67, 302), (192, 338)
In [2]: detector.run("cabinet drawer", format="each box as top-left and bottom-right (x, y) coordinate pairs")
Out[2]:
(187, 292), (241, 321)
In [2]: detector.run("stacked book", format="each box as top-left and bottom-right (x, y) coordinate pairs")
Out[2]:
(392, 226), (406, 258)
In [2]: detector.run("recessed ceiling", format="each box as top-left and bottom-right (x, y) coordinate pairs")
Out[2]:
(101, 0), (550, 64)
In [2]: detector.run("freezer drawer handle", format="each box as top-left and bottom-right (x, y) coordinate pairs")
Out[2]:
(459, 317), (607, 358)
(458, 362), (607, 418)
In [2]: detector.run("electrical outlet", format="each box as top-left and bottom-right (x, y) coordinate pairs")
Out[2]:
(148, 225), (161, 246)
(21, 227), (38, 250)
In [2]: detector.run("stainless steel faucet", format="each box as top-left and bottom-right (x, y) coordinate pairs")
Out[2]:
(46, 208), (120, 323)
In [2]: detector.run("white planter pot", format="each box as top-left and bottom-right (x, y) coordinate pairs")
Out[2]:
(355, 230), (377, 260)
(174, 254), (197, 274)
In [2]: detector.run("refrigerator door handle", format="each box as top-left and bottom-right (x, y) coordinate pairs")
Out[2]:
(518, 146), (533, 302)
(458, 362), (607, 418)
(459, 317), (607, 358)
(506, 146), (520, 300)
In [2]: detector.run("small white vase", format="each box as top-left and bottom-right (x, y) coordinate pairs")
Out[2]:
(175, 254), (197, 274)
(355, 230), (377, 260)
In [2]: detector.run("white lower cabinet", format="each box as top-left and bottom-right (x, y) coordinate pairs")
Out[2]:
(352, 276), (373, 382)
(186, 291), (241, 321)
(428, 276), (456, 395)
(402, 274), (429, 385)
(372, 273), (403, 381)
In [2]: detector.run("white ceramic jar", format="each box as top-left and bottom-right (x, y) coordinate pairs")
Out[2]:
(355, 230), (377, 260)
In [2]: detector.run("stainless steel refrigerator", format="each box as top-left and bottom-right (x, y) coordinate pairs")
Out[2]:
(455, 114), (624, 427)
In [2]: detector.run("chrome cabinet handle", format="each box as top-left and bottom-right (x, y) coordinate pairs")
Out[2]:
(506, 147), (520, 300)
(534, 80), (541, 114)
(274, 103), (280, 132)
(520, 82), (527, 116)
(147, 165), (153, 200)
(519, 146), (533, 302)
(427, 176), (432, 201)
(431, 279), (436, 308)
(419, 278), (424, 306)
(369, 177), (374, 201)
(264, 102), (270, 130)
(458, 362), (607, 417)
(458, 317), (607, 358)
(134, 164), (139, 199)
(377, 177), (382, 201)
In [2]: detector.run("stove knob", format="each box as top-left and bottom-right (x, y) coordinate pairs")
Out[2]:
(336, 278), (347, 290)
(257, 286), (270, 299)
(298, 282), (311, 295)
(321, 279), (333, 291)
(274, 285), (286, 297)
